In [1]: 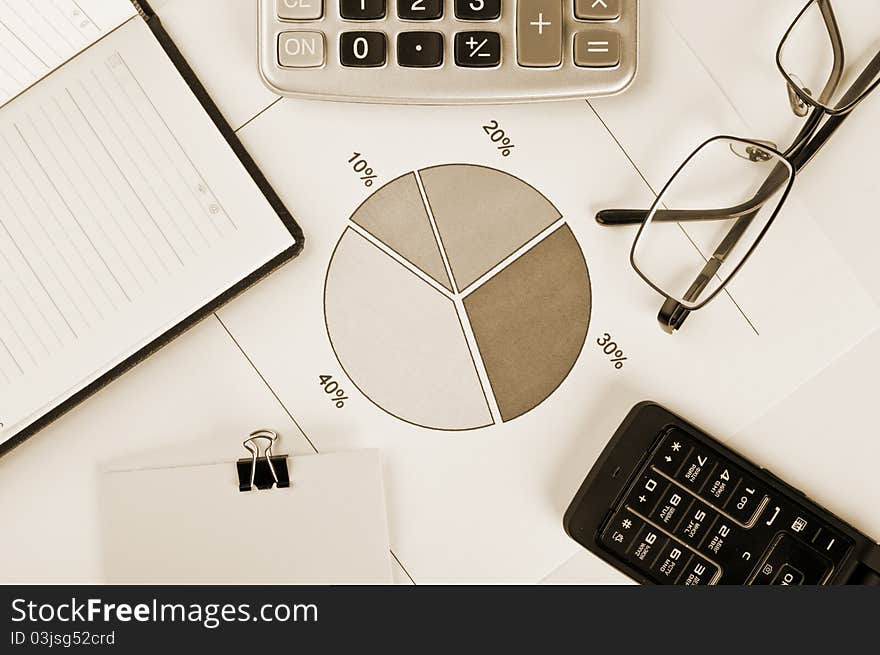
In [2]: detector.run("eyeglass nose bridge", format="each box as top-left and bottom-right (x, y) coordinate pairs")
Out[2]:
(728, 139), (779, 162)
(786, 75), (812, 117)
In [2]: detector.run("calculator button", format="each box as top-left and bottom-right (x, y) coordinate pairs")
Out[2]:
(278, 32), (325, 68)
(698, 462), (740, 508)
(628, 526), (668, 568)
(277, 0), (323, 20)
(749, 533), (832, 585)
(651, 540), (692, 583)
(651, 485), (692, 531)
(517, 0), (563, 68)
(574, 0), (621, 21)
(651, 430), (693, 477)
(724, 476), (768, 526)
(601, 510), (646, 557)
(398, 0), (442, 20)
(454, 32), (501, 68)
(455, 0), (501, 20)
(397, 32), (443, 68)
(340, 0), (386, 20)
(771, 563), (805, 586)
(674, 445), (716, 493)
(674, 500), (718, 547)
(340, 32), (387, 67)
(624, 474), (668, 516)
(680, 555), (719, 585)
(573, 30), (621, 68)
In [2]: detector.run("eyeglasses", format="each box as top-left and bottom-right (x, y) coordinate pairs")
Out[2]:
(597, 0), (880, 334)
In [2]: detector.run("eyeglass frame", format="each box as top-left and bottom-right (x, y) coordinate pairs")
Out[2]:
(596, 0), (880, 333)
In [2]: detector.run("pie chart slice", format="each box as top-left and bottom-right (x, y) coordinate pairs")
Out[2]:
(419, 164), (562, 290)
(325, 228), (493, 430)
(463, 225), (591, 422)
(325, 164), (591, 431)
(350, 172), (452, 291)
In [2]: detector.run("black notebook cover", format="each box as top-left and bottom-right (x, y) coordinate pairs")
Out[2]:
(0, 2), (304, 456)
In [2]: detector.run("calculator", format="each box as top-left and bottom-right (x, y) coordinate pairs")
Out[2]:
(257, 0), (638, 103)
(564, 402), (880, 585)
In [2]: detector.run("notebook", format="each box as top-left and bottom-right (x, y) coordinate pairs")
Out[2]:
(99, 446), (393, 584)
(0, 0), (303, 453)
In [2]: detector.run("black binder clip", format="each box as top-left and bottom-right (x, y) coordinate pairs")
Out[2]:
(236, 430), (290, 492)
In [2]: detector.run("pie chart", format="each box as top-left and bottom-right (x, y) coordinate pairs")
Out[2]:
(324, 164), (591, 431)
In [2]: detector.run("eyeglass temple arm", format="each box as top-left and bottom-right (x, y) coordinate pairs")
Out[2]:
(596, 184), (780, 226)
(655, 208), (760, 333)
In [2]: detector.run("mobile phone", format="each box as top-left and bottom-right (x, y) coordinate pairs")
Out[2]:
(563, 402), (880, 585)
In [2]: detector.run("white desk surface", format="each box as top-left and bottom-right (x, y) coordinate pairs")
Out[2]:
(1, 0), (877, 584)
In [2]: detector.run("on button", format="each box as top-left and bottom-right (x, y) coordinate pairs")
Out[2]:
(278, 31), (325, 68)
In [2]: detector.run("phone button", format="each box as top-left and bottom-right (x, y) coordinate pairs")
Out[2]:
(675, 446), (717, 492)
(629, 526), (668, 568)
(601, 510), (645, 557)
(680, 555), (719, 585)
(651, 540), (692, 583)
(811, 526), (852, 562)
(699, 518), (739, 559)
(749, 533), (832, 585)
(771, 563), (805, 585)
(674, 500), (718, 547)
(651, 429), (693, 477)
(624, 474), (668, 516)
(651, 485), (693, 531)
(724, 476), (768, 526)
(698, 462), (740, 508)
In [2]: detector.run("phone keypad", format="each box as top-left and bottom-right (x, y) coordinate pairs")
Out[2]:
(260, 0), (638, 102)
(600, 428), (853, 585)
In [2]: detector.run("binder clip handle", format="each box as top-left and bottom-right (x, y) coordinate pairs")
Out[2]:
(237, 429), (290, 492)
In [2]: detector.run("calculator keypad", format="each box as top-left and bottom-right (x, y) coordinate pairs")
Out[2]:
(599, 428), (853, 585)
(260, 0), (638, 103)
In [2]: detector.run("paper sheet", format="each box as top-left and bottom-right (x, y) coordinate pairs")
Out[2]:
(0, 17), (297, 444)
(212, 2), (878, 582)
(100, 448), (393, 584)
(0, 0), (136, 107)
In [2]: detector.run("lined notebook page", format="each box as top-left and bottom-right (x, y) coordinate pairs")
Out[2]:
(0, 0), (136, 107)
(0, 16), (297, 442)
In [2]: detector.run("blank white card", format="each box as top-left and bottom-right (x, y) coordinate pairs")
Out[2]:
(100, 448), (393, 584)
